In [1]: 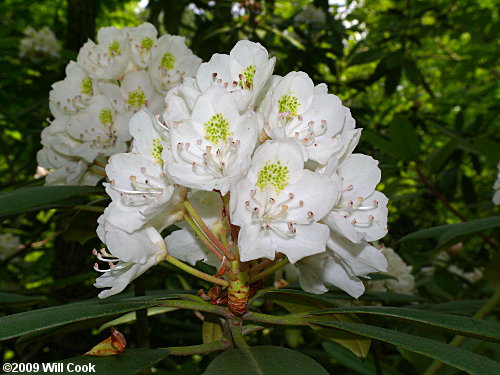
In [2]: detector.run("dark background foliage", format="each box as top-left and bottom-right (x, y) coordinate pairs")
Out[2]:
(0, 1), (498, 374)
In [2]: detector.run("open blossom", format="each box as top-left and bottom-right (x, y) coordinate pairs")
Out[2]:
(38, 23), (201, 186)
(295, 237), (387, 298)
(165, 86), (259, 194)
(197, 40), (275, 112)
(94, 111), (186, 298)
(19, 26), (60, 61)
(77, 26), (130, 80)
(231, 141), (340, 263)
(262, 72), (360, 164)
(322, 154), (389, 244)
(150, 35), (202, 94)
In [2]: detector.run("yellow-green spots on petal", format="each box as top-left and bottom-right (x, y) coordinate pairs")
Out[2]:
(204, 113), (231, 145)
(240, 65), (256, 89)
(256, 160), (290, 194)
(128, 87), (147, 109)
(151, 138), (164, 165)
(161, 52), (175, 70)
(278, 94), (299, 116)
(108, 40), (121, 57)
(141, 37), (154, 51)
(80, 77), (93, 96)
(98, 108), (113, 127)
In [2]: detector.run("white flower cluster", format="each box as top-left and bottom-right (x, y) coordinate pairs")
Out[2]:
(37, 23), (201, 185)
(94, 40), (389, 299)
(0, 233), (21, 261)
(366, 247), (415, 295)
(19, 26), (61, 61)
(493, 162), (500, 205)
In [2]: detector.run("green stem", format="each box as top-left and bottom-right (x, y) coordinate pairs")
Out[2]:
(163, 340), (229, 356)
(249, 258), (290, 283)
(159, 299), (228, 316)
(184, 200), (235, 260)
(229, 318), (249, 350)
(165, 255), (229, 287)
(184, 213), (223, 261)
(243, 311), (312, 326)
(422, 287), (500, 375)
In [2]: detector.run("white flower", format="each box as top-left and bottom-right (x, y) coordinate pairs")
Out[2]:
(197, 40), (275, 112)
(493, 162), (500, 205)
(165, 86), (259, 194)
(104, 111), (185, 234)
(100, 70), (164, 114)
(19, 26), (60, 60)
(231, 140), (341, 263)
(126, 22), (157, 69)
(295, 235), (388, 298)
(0, 233), (21, 261)
(65, 95), (132, 161)
(49, 62), (95, 116)
(150, 35), (202, 94)
(322, 154), (388, 243)
(94, 218), (167, 298)
(164, 77), (201, 123)
(77, 26), (130, 80)
(262, 72), (360, 164)
(36, 147), (101, 186)
(367, 247), (415, 295)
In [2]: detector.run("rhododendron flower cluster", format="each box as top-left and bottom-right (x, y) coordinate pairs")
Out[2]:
(92, 37), (389, 308)
(37, 23), (201, 185)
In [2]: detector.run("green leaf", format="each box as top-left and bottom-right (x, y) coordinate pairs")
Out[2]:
(12, 348), (170, 375)
(425, 140), (457, 174)
(349, 49), (386, 66)
(313, 321), (500, 375)
(0, 291), (46, 308)
(202, 313), (224, 344)
(398, 223), (454, 242)
(259, 289), (371, 357)
(384, 66), (402, 96)
(322, 341), (403, 375)
(389, 117), (421, 161)
(0, 294), (178, 341)
(403, 59), (420, 85)
(437, 215), (500, 246)
(0, 186), (103, 218)
(98, 307), (178, 332)
(203, 345), (329, 375)
(310, 306), (500, 342)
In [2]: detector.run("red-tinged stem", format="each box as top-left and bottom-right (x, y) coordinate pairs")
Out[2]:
(184, 200), (236, 260)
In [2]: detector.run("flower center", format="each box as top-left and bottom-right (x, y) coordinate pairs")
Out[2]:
(141, 37), (154, 50)
(278, 94), (299, 117)
(240, 65), (256, 89)
(128, 87), (147, 109)
(204, 113), (231, 145)
(99, 108), (113, 127)
(108, 40), (121, 57)
(256, 160), (289, 194)
(80, 77), (93, 96)
(161, 52), (176, 70)
(151, 138), (164, 165)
